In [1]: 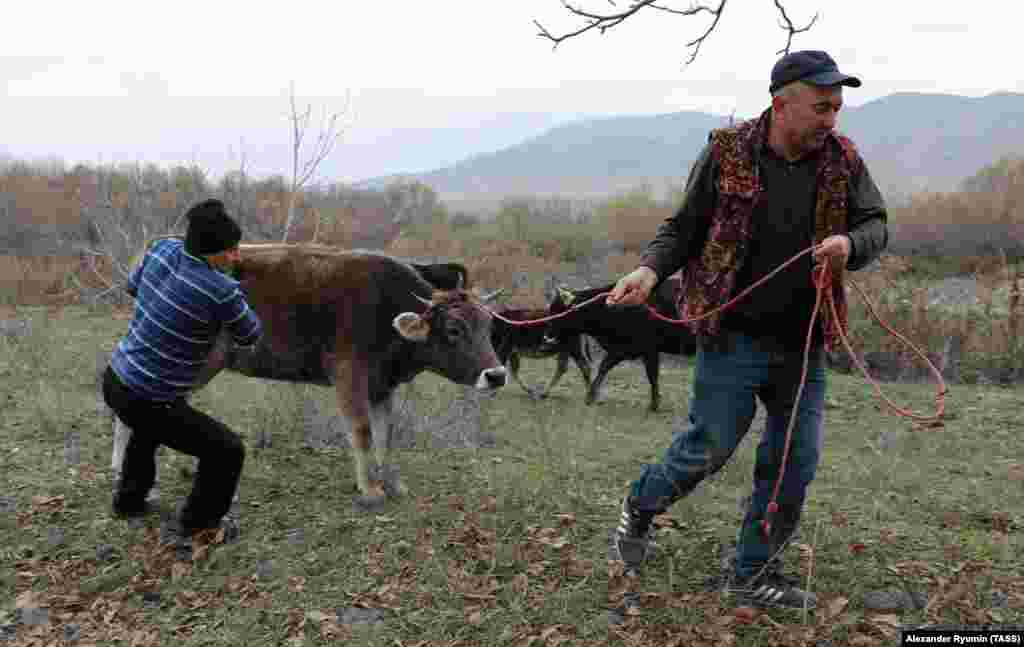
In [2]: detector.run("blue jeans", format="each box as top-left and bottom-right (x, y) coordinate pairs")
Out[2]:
(629, 331), (826, 579)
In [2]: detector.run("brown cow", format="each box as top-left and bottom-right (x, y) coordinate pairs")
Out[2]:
(111, 243), (507, 509)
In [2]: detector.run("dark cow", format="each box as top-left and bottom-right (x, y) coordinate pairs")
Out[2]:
(490, 307), (592, 399)
(409, 262), (470, 291)
(542, 276), (696, 412)
(111, 244), (507, 509)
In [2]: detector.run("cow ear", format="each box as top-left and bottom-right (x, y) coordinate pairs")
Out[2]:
(393, 312), (430, 342)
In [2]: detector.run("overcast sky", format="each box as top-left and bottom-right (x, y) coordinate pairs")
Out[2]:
(3, 0), (1021, 182)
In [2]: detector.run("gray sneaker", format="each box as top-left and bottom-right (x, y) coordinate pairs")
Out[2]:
(612, 496), (657, 574)
(728, 566), (817, 610)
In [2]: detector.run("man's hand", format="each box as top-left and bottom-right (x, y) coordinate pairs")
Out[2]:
(606, 266), (658, 306)
(813, 235), (852, 269)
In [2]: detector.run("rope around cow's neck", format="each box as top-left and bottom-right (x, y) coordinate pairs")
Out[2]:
(483, 244), (948, 539)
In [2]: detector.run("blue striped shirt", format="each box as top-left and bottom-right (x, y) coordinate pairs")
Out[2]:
(110, 238), (262, 401)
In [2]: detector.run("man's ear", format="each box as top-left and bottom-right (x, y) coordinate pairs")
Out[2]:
(770, 93), (787, 114)
(393, 312), (430, 342)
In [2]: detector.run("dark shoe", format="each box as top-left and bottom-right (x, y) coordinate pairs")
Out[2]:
(171, 501), (241, 544)
(728, 566), (817, 610)
(612, 496), (657, 574)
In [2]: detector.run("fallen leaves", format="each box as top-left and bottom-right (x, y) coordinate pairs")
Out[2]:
(174, 589), (220, 610)
(366, 542), (386, 577)
(940, 510), (962, 528)
(446, 512), (497, 562)
(285, 607), (306, 644)
(76, 463), (98, 482)
(505, 623), (578, 647)
(170, 562), (192, 582)
(18, 479), (1021, 647)
(478, 495), (498, 513)
(819, 595), (849, 625)
(911, 419), (945, 431)
(17, 494), (66, 528)
(732, 606), (759, 624)
(309, 609), (352, 641)
(31, 494), (66, 513)
(416, 495), (435, 514)
(795, 542), (815, 577)
(989, 511), (1012, 533)
(415, 526), (436, 560)
(8, 556), (164, 646)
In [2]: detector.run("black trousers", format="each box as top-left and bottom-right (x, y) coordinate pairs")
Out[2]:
(102, 366), (244, 530)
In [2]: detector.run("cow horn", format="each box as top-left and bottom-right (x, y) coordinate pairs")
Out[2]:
(411, 292), (433, 308)
(557, 286), (576, 305)
(479, 287), (505, 304)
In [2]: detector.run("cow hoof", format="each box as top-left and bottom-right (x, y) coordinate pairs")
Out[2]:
(382, 479), (408, 499)
(377, 465), (407, 498)
(352, 494), (388, 513)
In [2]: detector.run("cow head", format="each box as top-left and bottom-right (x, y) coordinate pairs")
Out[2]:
(540, 284), (580, 350)
(393, 289), (507, 391)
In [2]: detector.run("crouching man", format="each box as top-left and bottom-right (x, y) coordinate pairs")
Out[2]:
(103, 198), (262, 543)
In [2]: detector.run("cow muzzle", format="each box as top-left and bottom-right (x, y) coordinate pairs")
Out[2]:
(476, 366), (508, 390)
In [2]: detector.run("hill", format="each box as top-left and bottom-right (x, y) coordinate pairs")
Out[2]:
(355, 92), (1024, 207)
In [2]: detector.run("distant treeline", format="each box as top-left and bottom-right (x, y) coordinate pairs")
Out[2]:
(1, 154), (1022, 275)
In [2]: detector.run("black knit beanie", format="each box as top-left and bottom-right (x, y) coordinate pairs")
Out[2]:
(184, 199), (242, 256)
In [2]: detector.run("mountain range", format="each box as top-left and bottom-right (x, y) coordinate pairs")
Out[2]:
(354, 92), (1024, 208)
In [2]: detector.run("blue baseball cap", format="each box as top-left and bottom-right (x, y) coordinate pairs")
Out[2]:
(769, 50), (862, 94)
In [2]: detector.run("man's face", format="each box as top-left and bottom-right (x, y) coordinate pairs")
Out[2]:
(206, 245), (242, 275)
(773, 82), (843, 157)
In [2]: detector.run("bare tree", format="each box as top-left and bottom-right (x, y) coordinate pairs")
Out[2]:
(534, 0), (818, 65)
(70, 159), (213, 305)
(220, 137), (250, 231)
(282, 83), (353, 243)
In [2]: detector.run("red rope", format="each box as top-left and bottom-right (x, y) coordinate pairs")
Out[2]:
(479, 245), (948, 538)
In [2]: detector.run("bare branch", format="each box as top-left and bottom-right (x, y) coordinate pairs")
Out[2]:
(773, 0), (818, 55)
(649, 2), (716, 17)
(682, 0), (726, 65)
(282, 83), (352, 242)
(534, 0), (660, 47)
(535, 0), (817, 65)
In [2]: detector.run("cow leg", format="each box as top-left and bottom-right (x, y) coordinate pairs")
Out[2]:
(334, 357), (386, 508)
(570, 338), (594, 388)
(587, 352), (625, 405)
(111, 415), (161, 503)
(643, 351), (661, 412)
(509, 353), (540, 400)
(370, 394), (407, 498)
(111, 414), (129, 480)
(539, 351), (570, 399)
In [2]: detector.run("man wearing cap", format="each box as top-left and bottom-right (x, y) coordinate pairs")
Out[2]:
(102, 198), (262, 542)
(607, 51), (888, 610)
